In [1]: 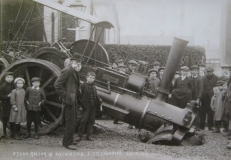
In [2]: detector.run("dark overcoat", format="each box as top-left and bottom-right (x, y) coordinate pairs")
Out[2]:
(190, 76), (203, 100)
(171, 77), (193, 108)
(201, 74), (218, 100)
(54, 65), (81, 146)
(0, 82), (15, 118)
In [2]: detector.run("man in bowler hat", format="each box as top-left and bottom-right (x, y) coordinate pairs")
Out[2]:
(54, 53), (82, 150)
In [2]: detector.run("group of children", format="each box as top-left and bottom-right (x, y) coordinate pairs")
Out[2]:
(0, 72), (46, 140)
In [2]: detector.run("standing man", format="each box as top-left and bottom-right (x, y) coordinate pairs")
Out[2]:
(200, 67), (218, 130)
(170, 66), (193, 109)
(158, 67), (165, 83)
(220, 64), (231, 82)
(54, 53), (82, 150)
(190, 65), (203, 130)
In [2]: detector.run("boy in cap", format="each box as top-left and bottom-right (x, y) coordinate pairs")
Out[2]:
(170, 66), (193, 109)
(147, 69), (160, 96)
(200, 66), (218, 130)
(0, 72), (14, 138)
(77, 72), (102, 141)
(24, 77), (46, 139)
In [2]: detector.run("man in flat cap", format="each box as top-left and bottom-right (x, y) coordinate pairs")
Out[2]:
(190, 65), (203, 130)
(54, 53), (82, 150)
(158, 67), (165, 83)
(127, 60), (138, 74)
(200, 66), (218, 130)
(153, 61), (160, 71)
(220, 64), (231, 82)
(170, 66), (193, 109)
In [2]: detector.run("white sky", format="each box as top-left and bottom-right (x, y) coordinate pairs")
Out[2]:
(113, 0), (221, 46)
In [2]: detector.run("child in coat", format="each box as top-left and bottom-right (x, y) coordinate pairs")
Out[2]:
(77, 72), (102, 141)
(24, 77), (46, 139)
(211, 83), (228, 133)
(8, 77), (27, 140)
(0, 72), (14, 138)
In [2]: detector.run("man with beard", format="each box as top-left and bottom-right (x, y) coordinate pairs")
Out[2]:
(200, 66), (218, 130)
(54, 53), (82, 150)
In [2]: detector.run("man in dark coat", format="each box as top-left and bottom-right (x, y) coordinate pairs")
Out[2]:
(170, 66), (193, 109)
(190, 65), (203, 130)
(200, 66), (218, 130)
(54, 53), (82, 150)
(0, 72), (14, 138)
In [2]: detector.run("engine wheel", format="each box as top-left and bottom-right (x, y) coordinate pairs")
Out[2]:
(0, 59), (62, 135)
(68, 39), (109, 68)
(32, 47), (67, 69)
(0, 58), (9, 74)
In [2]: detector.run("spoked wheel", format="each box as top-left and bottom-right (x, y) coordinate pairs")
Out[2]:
(0, 58), (10, 74)
(68, 39), (110, 68)
(0, 59), (62, 135)
(32, 47), (67, 69)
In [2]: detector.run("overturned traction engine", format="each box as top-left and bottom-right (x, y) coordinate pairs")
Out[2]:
(93, 38), (203, 146)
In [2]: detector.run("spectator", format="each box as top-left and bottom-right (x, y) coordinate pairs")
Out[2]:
(0, 72), (14, 138)
(24, 77), (46, 139)
(200, 67), (218, 130)
(199, 64), (206, 71)
(127, 60), (138, 74)
(190, 65), (203, 131)
(64, 58), (71, 68)
(54, 53), (82, 150)
(212, 82), (227, 133)
(199, 70), (206, 77)
(153, 61), (160, 71)
(158, 67), (165, 83)
(147, 69), (160, 96)
(9, 78), (27, 140)
(77, 72), (102, 141)
(170, 66), (193, 109)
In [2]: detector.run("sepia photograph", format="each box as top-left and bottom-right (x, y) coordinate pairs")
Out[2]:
(0, 0), (231, 159)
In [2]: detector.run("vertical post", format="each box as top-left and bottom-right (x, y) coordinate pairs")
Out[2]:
(0, 0), (2, 49)
(51, 12), (55, 42)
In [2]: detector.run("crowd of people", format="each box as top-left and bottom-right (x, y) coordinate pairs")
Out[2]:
(1, 55), (231, 150)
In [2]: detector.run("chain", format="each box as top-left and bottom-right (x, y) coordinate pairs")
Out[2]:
(94, 122), (139, 142)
